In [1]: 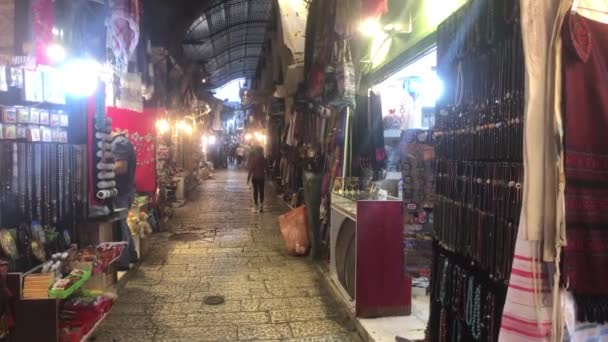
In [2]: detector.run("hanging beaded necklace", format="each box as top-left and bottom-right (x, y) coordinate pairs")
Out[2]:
(440, 308), (448, 342)
(440, 258), (450, 306)
(26, 144), (32, 222)
(471, 283), (482, 340)
(58, 145), (64, 221)
(35, 144), (42, 221)
(485, 290), (496, 341)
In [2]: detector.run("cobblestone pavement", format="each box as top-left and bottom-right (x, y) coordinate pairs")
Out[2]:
(93, 169), (360, 342)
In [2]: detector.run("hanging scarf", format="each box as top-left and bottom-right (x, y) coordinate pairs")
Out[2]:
(562, 11), (608, 323)
(499, 223), (554, 342)
(369, 91), (386, 166)
(108, 0), (140, 71)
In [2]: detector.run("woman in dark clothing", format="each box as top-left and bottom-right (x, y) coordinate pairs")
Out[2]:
(247, 146), (266, 212)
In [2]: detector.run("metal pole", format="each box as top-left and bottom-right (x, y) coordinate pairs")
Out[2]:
(342, 107), (351, 190)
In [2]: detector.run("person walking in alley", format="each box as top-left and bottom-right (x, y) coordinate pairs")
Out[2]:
(236, 144), (245, 166)
(247, 145), (266, 212)
(112, 133), (139, 270)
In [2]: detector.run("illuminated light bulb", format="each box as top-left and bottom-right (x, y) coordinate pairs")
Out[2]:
(244, 133), (252, 141)
(61, 58), (101, 97)
(176, 120), (193, 134)
(47, 44), (66, 63)
(359, 17), (382, 37)
(156, 119), (170, 134)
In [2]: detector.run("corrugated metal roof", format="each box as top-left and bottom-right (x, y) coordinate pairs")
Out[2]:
(182, 0), (273, 86)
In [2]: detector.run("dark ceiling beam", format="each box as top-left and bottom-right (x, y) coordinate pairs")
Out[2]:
(224, 1), (231, 66)
(202, 9), (216, 66)
(185, 43), (264, 62)
(242, 0), (251, 77)
(183, 21), (271, 43)
(208, 57), (260, 75)
(209, 70), (256, 85)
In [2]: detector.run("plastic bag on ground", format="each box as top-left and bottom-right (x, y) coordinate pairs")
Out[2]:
(278, 205), (310, 256)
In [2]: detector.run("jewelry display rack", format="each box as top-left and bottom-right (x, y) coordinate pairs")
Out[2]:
(428, 0), (525, 340)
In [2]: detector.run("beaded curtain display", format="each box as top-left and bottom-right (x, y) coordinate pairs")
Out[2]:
(428, 0), (524, 341)
(0, 143), (88, 228)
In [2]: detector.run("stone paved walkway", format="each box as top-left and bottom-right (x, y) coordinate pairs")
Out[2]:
(92, 169), (359, 342)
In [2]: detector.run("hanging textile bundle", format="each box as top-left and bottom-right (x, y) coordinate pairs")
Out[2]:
(108, 0), (140, 71)
(361, 0), (388, 19)
(334, 40), (356, 108)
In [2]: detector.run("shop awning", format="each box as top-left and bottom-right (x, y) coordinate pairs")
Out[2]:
(182, 0), (274, 87)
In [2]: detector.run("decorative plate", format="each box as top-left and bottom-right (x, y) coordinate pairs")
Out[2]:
(0, 229), (18, 259)
(31, 222), (46, 244)
(31, 241), (46, 262)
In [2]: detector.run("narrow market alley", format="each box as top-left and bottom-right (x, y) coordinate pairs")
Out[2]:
(92, 169), (359, 342)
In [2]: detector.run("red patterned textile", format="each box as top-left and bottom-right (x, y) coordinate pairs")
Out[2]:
(32, 0), (54, 65)
(361, 0), (388, 18)
(562, 13), (608, 322)
(107, 107), (156, 193)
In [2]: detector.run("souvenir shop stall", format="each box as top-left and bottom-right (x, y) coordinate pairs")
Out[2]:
(0, 55), (124, 341)
(427, 0), (524, 340)
(289, 0), (413, 317)
(155, 110), (202, 209)
(0, 0), (147, 340)
(367, 49), (440, 284)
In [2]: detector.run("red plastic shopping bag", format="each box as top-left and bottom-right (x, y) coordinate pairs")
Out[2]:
(278, 206), (310, 256)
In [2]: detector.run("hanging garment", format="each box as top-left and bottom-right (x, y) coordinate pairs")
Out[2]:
(518, 0), (560, 253)
(369, 91), (386, 166)
(361, 0), (388, 18)
(108, 0), (140, 71)
(498, 217), (554, 342)
(562, 11), (608, 324)
(501, 1), (572, 341)
(564, 292), (608, 341)
(335, 0), (361, 37)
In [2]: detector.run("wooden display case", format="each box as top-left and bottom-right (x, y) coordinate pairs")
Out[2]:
(330, 194), (412, 318)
